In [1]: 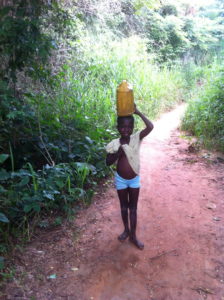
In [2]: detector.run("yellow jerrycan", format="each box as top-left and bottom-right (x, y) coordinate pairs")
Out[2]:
(116, 80), (134, 116)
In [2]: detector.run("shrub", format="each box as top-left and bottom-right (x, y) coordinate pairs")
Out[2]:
(182, 63), (224, 152)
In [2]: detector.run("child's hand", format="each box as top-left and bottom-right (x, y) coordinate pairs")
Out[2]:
(116, 146), (124, 157)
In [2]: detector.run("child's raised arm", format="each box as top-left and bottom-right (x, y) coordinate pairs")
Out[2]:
(134, 106), (154, 140)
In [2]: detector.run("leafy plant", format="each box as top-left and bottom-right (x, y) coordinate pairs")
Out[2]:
(0, 214), (9, 224)
(0, 0), (71, 84)
(182, 61), (224, 151)
(0, 0), (224, 265)
(0, 256), (5, 271)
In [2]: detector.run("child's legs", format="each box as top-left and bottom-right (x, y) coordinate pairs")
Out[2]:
(128, 187), (144, 249)
(117, 188), (129, 233)
(128, 187), (139, 238)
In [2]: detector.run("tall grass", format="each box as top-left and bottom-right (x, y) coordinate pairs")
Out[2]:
(182, 59), (224, 152)
(49, 34), (188, 137)
(0, 33), (197, 260)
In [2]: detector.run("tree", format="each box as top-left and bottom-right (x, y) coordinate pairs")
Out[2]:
(0, 0), (70, 85)
(0, 0), (71, 165)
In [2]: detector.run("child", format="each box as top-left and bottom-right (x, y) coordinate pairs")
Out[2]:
(106, 105), (154, 250)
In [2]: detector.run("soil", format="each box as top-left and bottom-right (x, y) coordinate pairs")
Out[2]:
(2, 105), (224, 300)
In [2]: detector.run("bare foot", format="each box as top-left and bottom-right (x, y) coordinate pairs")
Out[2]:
(129, 237), (144, 250)
(118, 230), (129, 241)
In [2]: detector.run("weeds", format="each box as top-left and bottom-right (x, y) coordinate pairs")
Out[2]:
(1, 23), (222, 283)
(1, 0), (224, 289)
(182, 60), (224, 152)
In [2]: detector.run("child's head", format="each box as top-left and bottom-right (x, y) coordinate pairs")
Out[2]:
(117, 116), (134, 137)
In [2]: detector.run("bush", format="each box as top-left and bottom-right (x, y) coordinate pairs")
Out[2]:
(182, 62), (224, 152)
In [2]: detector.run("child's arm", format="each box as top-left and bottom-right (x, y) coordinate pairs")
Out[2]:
(106, 146), (123, 166)
(134, 106), (154, 140)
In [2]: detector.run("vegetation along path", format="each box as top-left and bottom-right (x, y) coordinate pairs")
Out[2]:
(3, 105), (224, 300)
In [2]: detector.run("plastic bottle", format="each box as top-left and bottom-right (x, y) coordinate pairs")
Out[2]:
(116, 80), (134, 116)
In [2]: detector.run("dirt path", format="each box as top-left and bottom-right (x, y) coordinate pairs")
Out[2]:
(3, 105), (224, 300)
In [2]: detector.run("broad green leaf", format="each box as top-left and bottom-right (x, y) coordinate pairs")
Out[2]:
(0, 185), (6, 193)
(0, 169), (10, 181)
(14, 176), (29, 187)
(43, 191), (55, 200)
(70, 188), (86, 198)
(33, 203), (41, 212)
(17, 169), (32, 177)
(23, 204), (33, 213)
(0, 154), (9, 164)
(24, 203), (41, 213)
(0, 213), (9, 223)
(0, 256), (5, 270)
(55, 179), (65, 188)
(74, 162), (96, 173)
(85, 136), (94, 144)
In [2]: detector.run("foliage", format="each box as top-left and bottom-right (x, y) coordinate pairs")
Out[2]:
(0, 161), (95, 221)
(182, 61), (224, 152)
(71, 0), (224, 64)
(145, 12), (190, 62)
(74, 0), (161, 35)
(68, 34), (186, 124)
(133, 0), (161, 10)
(1, 0), (224, 277)
(0, 0), (73, 166)
(142, 1), (224, 63)
(0, 0), (100, 267)
(0, 0), (71, 84)
(0, 30), (187, 259)
(183, 16), (221, 63)
(0, 154), (107, 251)
(159, 4), (178, 16)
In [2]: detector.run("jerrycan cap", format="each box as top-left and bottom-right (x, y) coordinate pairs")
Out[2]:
(117, 80), (133, 92)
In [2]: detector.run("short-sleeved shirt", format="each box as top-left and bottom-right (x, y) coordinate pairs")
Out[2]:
(106, 131), (142, 174)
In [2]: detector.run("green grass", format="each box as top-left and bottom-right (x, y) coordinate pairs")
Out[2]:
(0, 32), (201, 262)
(55, 34), (187, 133)
(182, 60), (224, 152)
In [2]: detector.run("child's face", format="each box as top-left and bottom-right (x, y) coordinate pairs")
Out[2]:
(117, 119), (134, 138)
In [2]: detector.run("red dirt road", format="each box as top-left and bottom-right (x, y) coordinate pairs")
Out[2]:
(3, 105), (224, 300)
